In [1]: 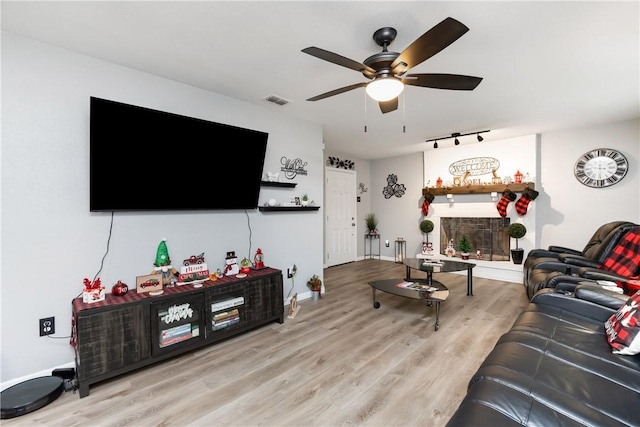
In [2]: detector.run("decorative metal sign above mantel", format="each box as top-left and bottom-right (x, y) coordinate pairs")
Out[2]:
(280, 156), (308, 179)
(448, 157), (500, 176)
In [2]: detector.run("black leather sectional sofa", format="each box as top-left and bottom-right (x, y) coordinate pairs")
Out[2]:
(446, 284), (640, 427)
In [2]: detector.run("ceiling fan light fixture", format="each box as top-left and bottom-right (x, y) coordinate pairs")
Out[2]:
(365, 76), (404, 102)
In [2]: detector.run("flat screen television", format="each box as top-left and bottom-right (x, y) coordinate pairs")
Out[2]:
(90, 97), (268, 211)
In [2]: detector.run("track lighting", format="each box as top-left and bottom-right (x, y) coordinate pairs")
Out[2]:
(425, 129), (490, 147)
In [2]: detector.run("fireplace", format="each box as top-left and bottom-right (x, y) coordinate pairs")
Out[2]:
(440, 217), (511, 261)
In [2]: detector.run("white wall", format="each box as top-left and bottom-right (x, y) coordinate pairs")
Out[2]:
(362, 121), (638, 270)
(1, 33), (324, 385)
(538, 121), (639, 248)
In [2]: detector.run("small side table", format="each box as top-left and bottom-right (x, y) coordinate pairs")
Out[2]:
(364, 234), (381, 259)
(395, 239), (406, 263)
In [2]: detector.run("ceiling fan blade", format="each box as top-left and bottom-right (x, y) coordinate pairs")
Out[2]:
(302, 47), (376, 76)
(402, 73), (483, 90)
(379, 98), (398, 114)
(306, 82), (368, 101)
(391, 17), (469, 73)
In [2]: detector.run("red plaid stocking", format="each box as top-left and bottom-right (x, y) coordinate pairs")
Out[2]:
(421, 193), (435, 216)
(515, 188), (539, 216)
(496, 189), (517, 217)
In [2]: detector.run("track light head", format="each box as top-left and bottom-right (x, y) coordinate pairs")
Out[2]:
(454, 138), (460, 146)
(433, 141), (438, 149)
(477, 134), (484, 142)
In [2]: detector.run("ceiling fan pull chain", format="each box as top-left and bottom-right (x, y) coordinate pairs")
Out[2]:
(364, 91), (367, 132)
(402, 93), (406, 133)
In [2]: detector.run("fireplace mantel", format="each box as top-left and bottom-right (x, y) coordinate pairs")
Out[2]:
(423, 182), (535, 196)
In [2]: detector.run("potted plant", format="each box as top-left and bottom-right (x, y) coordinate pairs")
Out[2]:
(364, 212), (378, 235)
(459, 234), (471, 260)
(507, 223), (527, 264)
(307, 274), (322, 300)
(301, 194), (309, 206)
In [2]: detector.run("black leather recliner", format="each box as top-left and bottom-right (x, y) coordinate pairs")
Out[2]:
(525, 225), (639, 299)
(523, 220), (637, 277)
(523, 221), (638, 299)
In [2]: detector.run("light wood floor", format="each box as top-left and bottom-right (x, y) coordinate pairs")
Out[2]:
(4, 260), (529, 427)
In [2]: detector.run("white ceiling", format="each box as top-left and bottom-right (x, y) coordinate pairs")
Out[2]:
(2, 1), (639, 160)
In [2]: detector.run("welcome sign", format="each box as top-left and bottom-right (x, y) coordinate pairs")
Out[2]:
(448, 157), (500, 177)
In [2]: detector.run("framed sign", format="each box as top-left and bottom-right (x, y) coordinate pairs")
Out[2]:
(136, 273), (163, 294)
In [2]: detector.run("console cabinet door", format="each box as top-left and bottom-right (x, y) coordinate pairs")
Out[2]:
(245, 274), (284, 324)
(76, 305), (150, 380)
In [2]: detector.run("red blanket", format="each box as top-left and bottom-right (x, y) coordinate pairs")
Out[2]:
(599, 226), (640, 294)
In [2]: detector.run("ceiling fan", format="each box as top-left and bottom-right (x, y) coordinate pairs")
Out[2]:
(302, 17), (483, 114)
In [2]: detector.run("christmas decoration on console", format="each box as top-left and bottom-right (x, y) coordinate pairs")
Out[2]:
(152, 239), (178, 286)
(83, 277), (105, 303)
(421, 193), (435, 216)
(178, 253), (209, 286)
(496, 189), (517, 217)
(111, 280), (129, 296)
(254, 248), (265, 269)
(240, 258), (252, 274)
(224, 251), (240, 276)
(515, 188), (540, 216)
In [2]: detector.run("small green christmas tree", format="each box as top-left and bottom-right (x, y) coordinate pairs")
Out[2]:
(459, 235), (471, 253)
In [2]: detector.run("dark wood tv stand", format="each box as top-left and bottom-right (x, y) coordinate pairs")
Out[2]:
(71, 268), (284, 397)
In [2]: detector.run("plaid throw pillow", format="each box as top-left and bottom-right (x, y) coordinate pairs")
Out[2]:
(605, 290), (640, 355)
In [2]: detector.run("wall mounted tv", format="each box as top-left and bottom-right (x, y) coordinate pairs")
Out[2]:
(90, 97), (268, 211)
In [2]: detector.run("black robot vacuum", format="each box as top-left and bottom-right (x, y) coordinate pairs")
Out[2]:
(1, 376), (64, 419)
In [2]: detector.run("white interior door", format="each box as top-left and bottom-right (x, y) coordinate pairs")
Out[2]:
(325, 168), (357, 267)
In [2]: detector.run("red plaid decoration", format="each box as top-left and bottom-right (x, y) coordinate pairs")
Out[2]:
(515, 188), (539, 216)
(605, 290), (640, 355)
(496, 189), (517, 218)
(599, 227), (640, 294)
(422, 193), (435, 216)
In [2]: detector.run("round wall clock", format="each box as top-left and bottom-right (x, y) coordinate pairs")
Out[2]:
(574, 148), (628, 188)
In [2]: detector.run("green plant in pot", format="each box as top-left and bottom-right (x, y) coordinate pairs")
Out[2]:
(507, 223), (527, 264)
(365, 212), (379, 235)
(459, 234), (471, 260)
(301, 193), (309, 206)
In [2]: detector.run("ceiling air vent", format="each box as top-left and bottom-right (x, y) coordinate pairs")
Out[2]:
(263, 94), (292, 106)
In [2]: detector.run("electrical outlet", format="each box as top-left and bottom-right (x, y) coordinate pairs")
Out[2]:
(40, 317), (55, 336)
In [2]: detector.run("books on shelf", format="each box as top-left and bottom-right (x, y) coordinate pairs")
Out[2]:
(396, 281), (438, 292)
(212, 308), (240, 330)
